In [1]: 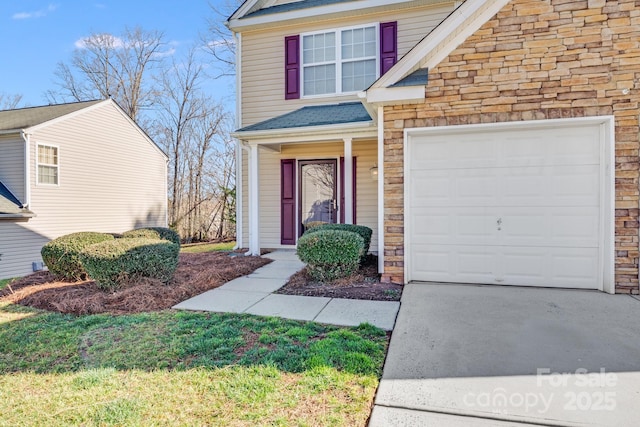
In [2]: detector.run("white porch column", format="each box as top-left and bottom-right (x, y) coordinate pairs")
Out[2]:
(343, 137), (353, 224)
(248, 143), (260, 256)
(377, 106), (385, 273)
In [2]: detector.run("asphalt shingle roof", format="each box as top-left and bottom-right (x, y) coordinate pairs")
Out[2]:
(244, 0), (357, 18)
(236, 102), (371, 132)
(389, 68), (429, 87)
(0, 100), (102, 132)
(0, 181), (33, 216)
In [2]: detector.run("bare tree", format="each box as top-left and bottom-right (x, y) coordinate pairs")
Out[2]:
(0, 93), (24, 110)
(202, 0), (242, 77)
(46, 26), (166, 121)
(152, 47), (232, 241)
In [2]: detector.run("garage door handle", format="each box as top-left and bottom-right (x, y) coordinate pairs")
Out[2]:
(497, 218), (502, 231)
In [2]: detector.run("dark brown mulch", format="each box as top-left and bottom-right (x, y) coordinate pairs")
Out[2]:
(276, 256), (403, 301)
(0, 252), (271, 315)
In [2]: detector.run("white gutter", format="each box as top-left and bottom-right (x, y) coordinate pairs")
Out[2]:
(20, 131), (31, 208)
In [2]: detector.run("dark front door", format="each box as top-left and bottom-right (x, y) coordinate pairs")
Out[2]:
(298, 159), (337, 235)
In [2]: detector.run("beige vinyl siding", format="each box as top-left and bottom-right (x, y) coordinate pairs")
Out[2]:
(243, 141), (378, 251)
(0, 101), (167, 279)
(28, 102), (167, 238)
(0, 221), (49, 279)
(240, 2), (455, 126)
(0, 135), (25, 202)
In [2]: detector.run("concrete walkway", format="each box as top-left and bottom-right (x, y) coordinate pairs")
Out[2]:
(173, 250), (399, 331)
(370, 283), (640, 426)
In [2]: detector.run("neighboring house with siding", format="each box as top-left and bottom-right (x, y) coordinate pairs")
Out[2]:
(229, 0), (640, 294)
(0, 99), (168, 279)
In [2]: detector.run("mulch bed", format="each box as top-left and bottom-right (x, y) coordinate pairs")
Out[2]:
(276, 256), (403, 301)
(0, 252), (271, 315)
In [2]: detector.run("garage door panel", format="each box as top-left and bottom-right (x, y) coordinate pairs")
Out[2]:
(413, 207), (599, 248)
(412, 208), (499, 246)
(411, 125), (600, 171)
(411, 167), (598, 208)
(500, 207), (600, 248)
(502, 247), (599, 289)
(412, 245), (599, 289)
(411, 245), (498, 284)
(407, 121), (603, 290)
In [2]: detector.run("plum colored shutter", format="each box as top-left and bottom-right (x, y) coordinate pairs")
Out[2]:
(285, 35), (300, 99)
(281, 159), (296, 244)
(339, 157), (357, 224)
(380, 21), (397, 75)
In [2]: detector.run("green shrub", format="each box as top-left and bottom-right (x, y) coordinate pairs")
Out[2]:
(306, 224), (372, 260)
(303, 221), (328, 232)
(297, 230), (364, 281)
(41, 232), (115, 280)
(79, 238), (180, 290)
(122, 227), (181, 246)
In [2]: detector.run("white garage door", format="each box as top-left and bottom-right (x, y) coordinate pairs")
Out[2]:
(407, 119), (610, 289)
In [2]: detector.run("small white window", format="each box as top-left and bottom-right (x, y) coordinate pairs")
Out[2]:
(302, 24), (378, 97)
(37, 144), (59, 185)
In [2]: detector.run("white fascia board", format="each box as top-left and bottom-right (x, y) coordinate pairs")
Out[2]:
(233, 122), (377, 144)
(366, 86), (425, 105)
(370, 0), (510, 90)
(0, 213), (36, 219)
(228, 0), (417, 31)
(227, 0), (264, 24)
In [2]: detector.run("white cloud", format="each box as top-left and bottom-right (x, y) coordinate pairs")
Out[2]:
(75, 34), (125, 49)
(153, 47), (177, 58)
(12, 4), (58, 20)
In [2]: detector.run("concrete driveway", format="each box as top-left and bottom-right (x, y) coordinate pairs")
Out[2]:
(370, 284), (640, 427)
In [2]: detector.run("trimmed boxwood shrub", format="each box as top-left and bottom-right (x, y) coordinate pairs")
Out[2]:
(303, 221), (328, 232)
(306, 223), (373, 261)
(297, 229), (364, 282)
(79, 238), (180, 290)
(41, 232), (115, 280)
(122, 227), (181, 246)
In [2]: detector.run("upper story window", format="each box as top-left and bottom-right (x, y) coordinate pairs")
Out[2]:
(37, 144), (59, 185)
(302, 24), (378, 97)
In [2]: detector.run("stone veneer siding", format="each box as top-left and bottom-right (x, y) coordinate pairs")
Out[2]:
(382, 0), (640, 293)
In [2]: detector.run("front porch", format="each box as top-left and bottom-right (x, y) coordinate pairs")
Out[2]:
(233, 102), (382, 269)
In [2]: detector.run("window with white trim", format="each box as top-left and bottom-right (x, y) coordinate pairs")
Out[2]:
(37, 144), (59, 185)
(302, 24), (378, 96)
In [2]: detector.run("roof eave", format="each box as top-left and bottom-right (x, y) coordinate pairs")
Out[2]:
(232, 120), (376, 143)
(0, 212), (36, 219)
(366, 86), (426, 106)
(227, 0), (419, 31)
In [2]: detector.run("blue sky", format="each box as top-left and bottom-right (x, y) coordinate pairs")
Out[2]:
(0, 1), (235, 111)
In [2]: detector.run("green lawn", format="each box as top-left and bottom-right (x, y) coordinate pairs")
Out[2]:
(180, 241), (236, 253)
(0, 304), (387, 426)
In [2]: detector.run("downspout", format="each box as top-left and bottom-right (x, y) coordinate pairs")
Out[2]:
(20, 131), (31, 208)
